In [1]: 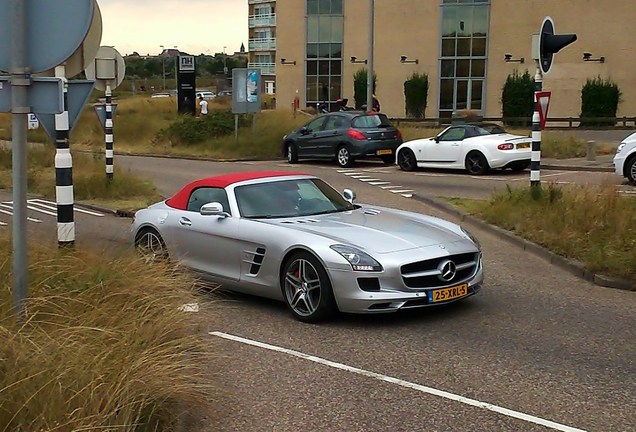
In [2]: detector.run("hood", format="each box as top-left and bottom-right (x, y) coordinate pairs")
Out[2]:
(265, 207), (467, 253)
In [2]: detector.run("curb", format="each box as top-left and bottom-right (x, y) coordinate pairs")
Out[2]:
(411, 194), (636, 293)
(542, 164), (614, 173)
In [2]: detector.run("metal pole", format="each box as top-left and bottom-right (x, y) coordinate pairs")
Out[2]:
(531, 61), (542, 187)
(10, 0), (28, 320)
(366, 0), (374, 113)
(54, 65), (75, 247)
(105, 83), (114, 180)
(234, 114), (239, 144)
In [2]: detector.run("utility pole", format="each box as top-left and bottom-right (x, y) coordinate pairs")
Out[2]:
(160, 44), (166, 90)
(366, 0), (374, 113)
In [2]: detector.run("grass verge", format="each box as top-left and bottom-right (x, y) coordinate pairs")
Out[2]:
(0, 234), (216, 430)
(447, 183), (636, 281)
(0, 145), (162, 209)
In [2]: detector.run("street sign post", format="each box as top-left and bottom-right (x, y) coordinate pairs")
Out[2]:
(536, 91), (552, 130)
(0, 0), (98, 320)
(85, 46), (126, 180)
(177, 55), (196, 115)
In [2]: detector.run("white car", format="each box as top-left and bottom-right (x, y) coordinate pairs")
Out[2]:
(613, 131), (636, 184)
(196, 91), (216, 100)
(396, 123), (532, 175)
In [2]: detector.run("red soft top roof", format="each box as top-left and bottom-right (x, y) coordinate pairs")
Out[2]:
(165, 171), (310, 210)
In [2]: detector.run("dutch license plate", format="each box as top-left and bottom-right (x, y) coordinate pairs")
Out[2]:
(517, 143), (530, 149)
(431, 283), (468, 303)
(377, 149), (392, 155)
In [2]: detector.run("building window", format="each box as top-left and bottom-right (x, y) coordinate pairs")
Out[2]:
(306, 0), (343, 109)
(439, 0), (490, 119)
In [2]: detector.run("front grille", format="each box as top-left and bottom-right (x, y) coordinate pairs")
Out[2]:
(401, 252), (479, 289)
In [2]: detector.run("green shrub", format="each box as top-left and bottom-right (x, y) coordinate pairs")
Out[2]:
(158, 110), (250, 145)
(403, 73), (429, 118)
(353, 68), (377, 110)
(501, 70), (534, 127)
(580, 77), (622, 127)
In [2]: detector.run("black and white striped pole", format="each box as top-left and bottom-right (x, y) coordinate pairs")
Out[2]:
(531, 64), (542, 187)
(54, 65), (75, 246)
(105, 83), (114, 180)
(532, 16), (577, 187)
(85, 46), (126, 180)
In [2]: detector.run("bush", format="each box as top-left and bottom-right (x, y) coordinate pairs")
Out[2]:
(353, 68), (377, 110)
(501, 71), (534, 127)
(159, 110), (250, 145)
(403, 73), (429, 118)
(580, 77), (622, 127)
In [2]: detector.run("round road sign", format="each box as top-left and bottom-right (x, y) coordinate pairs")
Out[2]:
(0, 0), (95, 74)
(85, 46), (127, 91)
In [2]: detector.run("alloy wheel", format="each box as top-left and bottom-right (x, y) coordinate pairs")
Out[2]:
(136, 230), (167, 262)
(284, 258), (322, 317)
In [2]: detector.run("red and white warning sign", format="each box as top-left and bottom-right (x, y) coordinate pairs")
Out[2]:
(535, 91), (551, 130)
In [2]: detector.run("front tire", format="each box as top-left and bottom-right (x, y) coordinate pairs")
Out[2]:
(281, 252), (336, 323)
(135, 228), (168, 263)
(286, 142), (298, 164)
(336, 145), (353, 168)
(465, 151), (490, 175)
(397, 148), (417, 171)
(625, 155), (636, 184)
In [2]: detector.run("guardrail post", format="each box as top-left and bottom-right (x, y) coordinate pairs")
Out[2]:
(586, 140), (596, 161)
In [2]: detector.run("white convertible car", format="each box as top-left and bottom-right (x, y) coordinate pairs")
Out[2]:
(396, 123), (532, 175)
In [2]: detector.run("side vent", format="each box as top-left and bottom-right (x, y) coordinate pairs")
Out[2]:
(247, 247), (267, 275)
(363, 208), (381, 215)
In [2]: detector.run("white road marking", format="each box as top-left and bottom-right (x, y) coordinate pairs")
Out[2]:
(380, 185), (402, 189)
(350, 175), (375, 179)
(415, 172), (452, 178)
(344, 172), (363, 176)
(401, 194), (414, 198)
(368, 181), (390, 186)
(0, 206), (42, 223)
(357, 178), (382, 182)
(391, 189), (414, 194)
(0, 221), (6, 226)
(30, 199), (105, 217)
(210, 332), (586, 432)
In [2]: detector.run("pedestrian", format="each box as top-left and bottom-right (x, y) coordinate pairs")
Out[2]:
(372, 94), (381, 112)
(199, 95), (208, 116)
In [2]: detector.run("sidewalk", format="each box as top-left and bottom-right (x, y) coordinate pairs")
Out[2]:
(541, 153), (615, 172)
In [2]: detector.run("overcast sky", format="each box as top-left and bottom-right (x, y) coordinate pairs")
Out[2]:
(98, 0), (248, 56)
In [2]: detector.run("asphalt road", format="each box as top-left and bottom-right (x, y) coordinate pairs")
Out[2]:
(2, 156), (635, 431)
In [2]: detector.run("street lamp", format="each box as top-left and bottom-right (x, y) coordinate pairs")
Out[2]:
(223, 46), (228, 75)
(159, 44), (166, 90)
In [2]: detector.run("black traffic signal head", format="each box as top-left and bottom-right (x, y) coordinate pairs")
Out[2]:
(539, 17), (577, 74)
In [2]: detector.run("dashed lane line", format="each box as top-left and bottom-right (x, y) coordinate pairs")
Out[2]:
(210, 331), (586, 432)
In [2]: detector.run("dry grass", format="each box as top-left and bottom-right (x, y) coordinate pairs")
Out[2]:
(457, 183), (636, 281)
(0, 146), (162, 208)
(0, 234), (217, 431)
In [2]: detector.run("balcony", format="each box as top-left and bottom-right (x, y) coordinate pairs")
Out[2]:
(248, 0), (275, 4)
(249, 13), (276, 28)
(248, 62), (276, 75)
(248, 37), (276, 51)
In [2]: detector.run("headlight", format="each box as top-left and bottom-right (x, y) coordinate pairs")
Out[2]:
(283, 134), (287, 140)
(616, 143), (626, 154)
(330, 245), (383, 272)
(461, 226), (481, 248)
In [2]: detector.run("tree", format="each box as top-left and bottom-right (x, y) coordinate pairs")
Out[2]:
(501, 70), (534, 126)
(403, 73), (429, 118)
(353, 68), (377, 110)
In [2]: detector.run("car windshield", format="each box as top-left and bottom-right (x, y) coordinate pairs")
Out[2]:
(235, 178), (355, 219)
(351, 114), (393, 129)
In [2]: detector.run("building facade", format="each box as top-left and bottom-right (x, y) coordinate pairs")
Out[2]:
(248, 0), (277, 95)
(275, 0), (636, 119)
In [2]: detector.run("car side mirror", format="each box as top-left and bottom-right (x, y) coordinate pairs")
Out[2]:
(434, 137), (440, 143)
(343, 189), (356, 203)
(200, 202), (230, 218)
(300, 126), (309, 135)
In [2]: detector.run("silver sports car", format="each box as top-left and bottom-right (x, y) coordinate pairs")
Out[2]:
(131, 171), (484, 322)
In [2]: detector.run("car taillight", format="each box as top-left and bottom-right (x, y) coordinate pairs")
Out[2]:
(497, 143), (514, 150)
(396, 129), (403, 140)
(347, 129), (366, 140)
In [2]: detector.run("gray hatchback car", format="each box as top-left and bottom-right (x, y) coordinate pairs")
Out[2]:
(282, 111), (403, 167)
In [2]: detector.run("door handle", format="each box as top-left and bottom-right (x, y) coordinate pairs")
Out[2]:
(179, 217), (192, 226)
